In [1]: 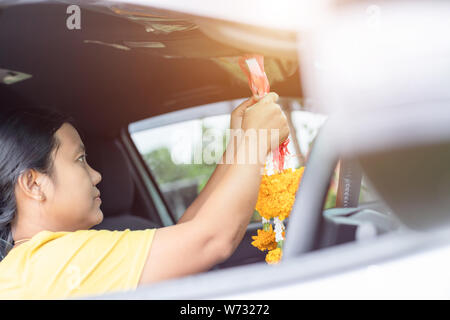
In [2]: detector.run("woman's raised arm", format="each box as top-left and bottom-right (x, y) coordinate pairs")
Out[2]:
(138, 93), (289, 285)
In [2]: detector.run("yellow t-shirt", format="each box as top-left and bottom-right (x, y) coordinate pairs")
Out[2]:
(0, 228), (156, 299)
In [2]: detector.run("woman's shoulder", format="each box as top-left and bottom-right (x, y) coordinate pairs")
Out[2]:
(6, 228), (149, 258)
(23, 228), (122, 245)
(32, 228), (140, 240)
(2, 228), (155, 268)
(4, 228), (155, 260)
(31, 228), (148, 245)
(0, 228), (156, 298)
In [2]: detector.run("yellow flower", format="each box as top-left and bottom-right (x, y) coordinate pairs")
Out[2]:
(251, 225), (277, 252)
(265, 248), (282, 264)
(255, 167), (304, 221)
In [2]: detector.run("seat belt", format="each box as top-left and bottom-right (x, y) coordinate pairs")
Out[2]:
(335, 158), (363, 208)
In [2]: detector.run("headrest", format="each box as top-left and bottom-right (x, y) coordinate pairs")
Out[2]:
(86, 139), (135, 217)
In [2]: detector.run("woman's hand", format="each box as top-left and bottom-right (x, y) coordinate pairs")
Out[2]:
(241, 92), (290, 155)
(230, 96), (258, 131)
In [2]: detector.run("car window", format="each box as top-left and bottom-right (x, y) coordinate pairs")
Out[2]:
(321, 161), (386, 220)
(129, 97), (328, 223)
(322, 163), (381, 211)
(359, 174), (380, 204)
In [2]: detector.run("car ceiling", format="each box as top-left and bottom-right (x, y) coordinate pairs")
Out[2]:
(0, 2), (302, 138)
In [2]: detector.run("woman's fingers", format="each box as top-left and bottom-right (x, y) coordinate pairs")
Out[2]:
(230, 96), (258, 130)
(245, 92), (279, 113)
(258, 92), (279, 105)
(230, 92), (282, 136)
(240, 92), (289, 154)
(234, 97), (257, 115)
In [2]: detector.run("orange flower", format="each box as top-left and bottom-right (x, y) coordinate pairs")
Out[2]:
(251, 225), (277, 252)
(255, 167), (304, 221)
(265, 248), (282, 264)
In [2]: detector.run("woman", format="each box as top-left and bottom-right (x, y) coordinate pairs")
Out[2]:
(0, 92), (289, 299)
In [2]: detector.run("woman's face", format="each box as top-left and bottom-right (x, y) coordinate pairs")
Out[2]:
(38, 123), (103, 231)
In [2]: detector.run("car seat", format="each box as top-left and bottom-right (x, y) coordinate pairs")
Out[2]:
(86, 138), (160, 231)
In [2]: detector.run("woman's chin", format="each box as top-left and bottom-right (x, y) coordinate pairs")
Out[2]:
(88, 209), (104, 228)
(95, 209), (104, 225)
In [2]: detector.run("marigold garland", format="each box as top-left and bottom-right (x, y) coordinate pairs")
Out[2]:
(238, 53), (305, 265)
(255, 167), (304, 221)
(251, 224), (277, 251)
(265, 248), (283, 264)
(251, 166), (305, 264)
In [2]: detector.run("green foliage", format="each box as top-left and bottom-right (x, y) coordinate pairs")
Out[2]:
(143, 146), (216, 189)
(324, 190), (337, 209)
(143, 123), (226, 193)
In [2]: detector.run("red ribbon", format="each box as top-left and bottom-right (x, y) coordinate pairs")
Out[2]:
(238, 55), (270, 98)
(238, 54), (289, 172)
(273, 139), (290, 172)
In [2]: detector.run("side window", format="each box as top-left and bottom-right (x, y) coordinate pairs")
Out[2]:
(322, 163), (381, 211)
(130, 115), (230, 221)
(359, 175), (380, 204)
(129, 98), (329, 223)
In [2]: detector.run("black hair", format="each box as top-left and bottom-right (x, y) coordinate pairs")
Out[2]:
(0, 107), (75, 260)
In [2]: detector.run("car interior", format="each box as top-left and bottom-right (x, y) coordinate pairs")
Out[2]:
(0, 2), (303, 270)
(0, 1), (402, 274)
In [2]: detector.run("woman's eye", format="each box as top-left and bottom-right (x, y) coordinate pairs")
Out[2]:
(78, 154), (87, 163)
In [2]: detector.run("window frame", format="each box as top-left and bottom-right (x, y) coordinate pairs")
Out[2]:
(120, 127), (177, 226)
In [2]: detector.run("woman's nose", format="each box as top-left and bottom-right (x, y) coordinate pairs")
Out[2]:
(89, 165), (102, 186)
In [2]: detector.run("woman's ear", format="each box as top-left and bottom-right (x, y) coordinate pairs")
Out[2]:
(16, 169), (46, 201)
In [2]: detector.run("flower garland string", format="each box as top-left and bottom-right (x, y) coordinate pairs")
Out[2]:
(239, 54), (304, 264)
(253, 166), (304, 264)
